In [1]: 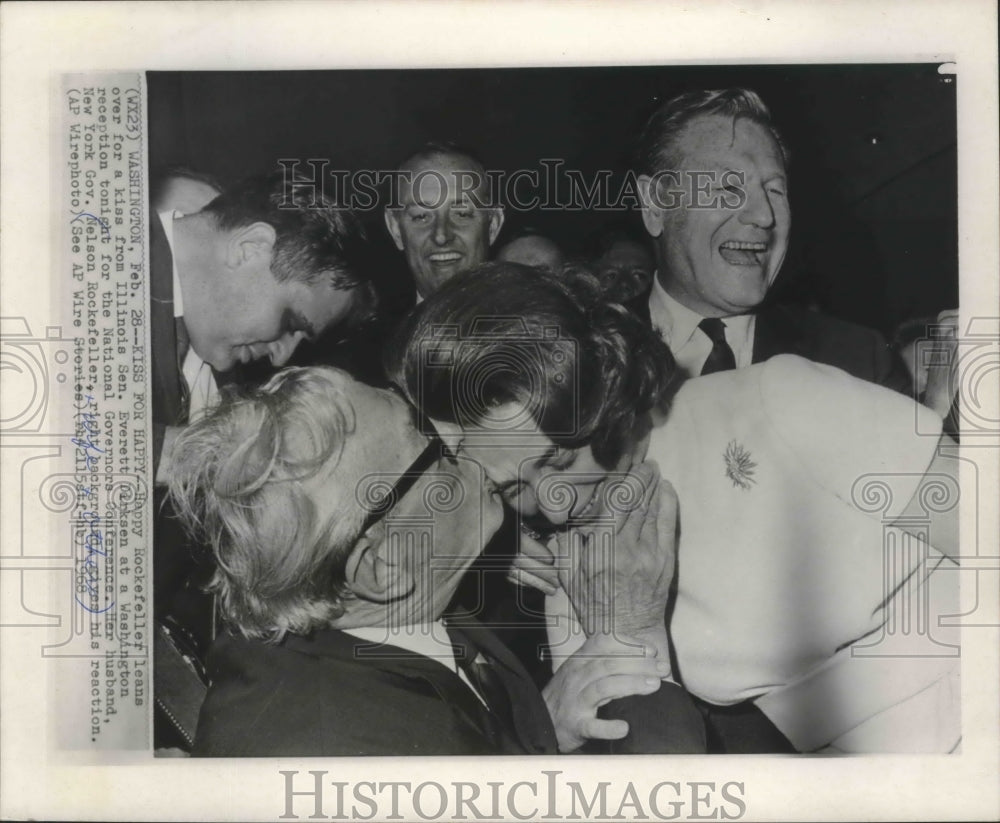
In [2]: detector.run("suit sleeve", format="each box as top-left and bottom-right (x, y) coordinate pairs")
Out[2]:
(598, 684), (708, 754)
(152, 422), (166, 478)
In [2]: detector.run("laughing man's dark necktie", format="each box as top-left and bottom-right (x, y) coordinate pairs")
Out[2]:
(699, 317), (736, 376)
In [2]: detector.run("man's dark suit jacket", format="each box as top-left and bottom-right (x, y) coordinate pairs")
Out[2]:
(193, 621), (559, 756)
(628, 292), (912, 394)
(150, 212), (185, 477)
(150, 214), (220, 750)
(150, 214), (202, 616)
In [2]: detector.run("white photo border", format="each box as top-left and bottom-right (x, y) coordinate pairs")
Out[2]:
(1, 1), (997, 821)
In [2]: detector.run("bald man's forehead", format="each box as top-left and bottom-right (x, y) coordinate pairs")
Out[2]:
(399, 153), (493, 206)
(401, 151), (485, 177)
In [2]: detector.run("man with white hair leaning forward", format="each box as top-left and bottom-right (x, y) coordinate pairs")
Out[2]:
(168, 366), (690, 756)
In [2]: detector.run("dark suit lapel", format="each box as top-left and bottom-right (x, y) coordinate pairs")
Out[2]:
(752, 304), (806, 364)
(384, 647), (505, 748)
(446, 620), (557, 754)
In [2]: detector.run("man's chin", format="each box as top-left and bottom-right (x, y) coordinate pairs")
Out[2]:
(417, 267), (461, 297)
(715, 268), (773, 311)
(208, 353), (237, 372)
(427, 260), (466, 280)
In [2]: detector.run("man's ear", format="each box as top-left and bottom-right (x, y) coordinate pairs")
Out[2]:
(487, 207), (505, 246)
(226, 221), (277, 271)
(637, 174), (664, 239)
(384, 209), (405, 251)
(343, 534), (413, 603)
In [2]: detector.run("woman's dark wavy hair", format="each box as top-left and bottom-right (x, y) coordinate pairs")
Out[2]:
(386, 262), (682, 468)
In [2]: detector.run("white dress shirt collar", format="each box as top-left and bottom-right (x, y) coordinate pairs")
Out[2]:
(159, 210), (219, 420)
(158, 210), (185, 319)
(648, 273), (704, 352)
(647, 273), (757, 377)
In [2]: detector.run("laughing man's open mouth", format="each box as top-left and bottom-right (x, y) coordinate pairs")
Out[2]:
(718, 239), (768, 266)
(428, 251), (463, 264)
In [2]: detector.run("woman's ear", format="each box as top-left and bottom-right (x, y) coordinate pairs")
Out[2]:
(343, 533), (413, 603)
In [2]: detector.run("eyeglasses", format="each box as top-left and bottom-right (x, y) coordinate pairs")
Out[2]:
(356, 395), (446, 536)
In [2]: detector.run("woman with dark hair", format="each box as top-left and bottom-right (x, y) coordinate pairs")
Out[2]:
(389, 264), (681, 520)
(387, 262), (960, 754)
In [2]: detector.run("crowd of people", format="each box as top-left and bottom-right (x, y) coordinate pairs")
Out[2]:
(151, 88), (961, 756)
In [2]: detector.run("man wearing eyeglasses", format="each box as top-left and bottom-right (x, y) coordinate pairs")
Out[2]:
(168, 366), (673, 756)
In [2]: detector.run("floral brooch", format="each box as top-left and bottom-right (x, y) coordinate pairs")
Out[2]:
(724, 440), (757, 490)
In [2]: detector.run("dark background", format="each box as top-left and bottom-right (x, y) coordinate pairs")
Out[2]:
(148, 64), (957, 335)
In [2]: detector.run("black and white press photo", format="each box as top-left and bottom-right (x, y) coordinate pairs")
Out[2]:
(147, 64), (962, 758)
(1, 3), (997, 822)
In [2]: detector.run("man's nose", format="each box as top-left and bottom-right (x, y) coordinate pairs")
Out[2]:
(432, 213), (454, 245)
(268, 331), (306, 367)
(738, 183), (775, 229)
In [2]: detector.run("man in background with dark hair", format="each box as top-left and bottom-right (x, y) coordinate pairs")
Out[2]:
(384, 142), (505, 302)
(633, 87), (911, 391)
(153, 171), (374, 482)
(497, 227), (565, 275)
(590, 221), (656, 303)
(151, 171), (375, 748)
